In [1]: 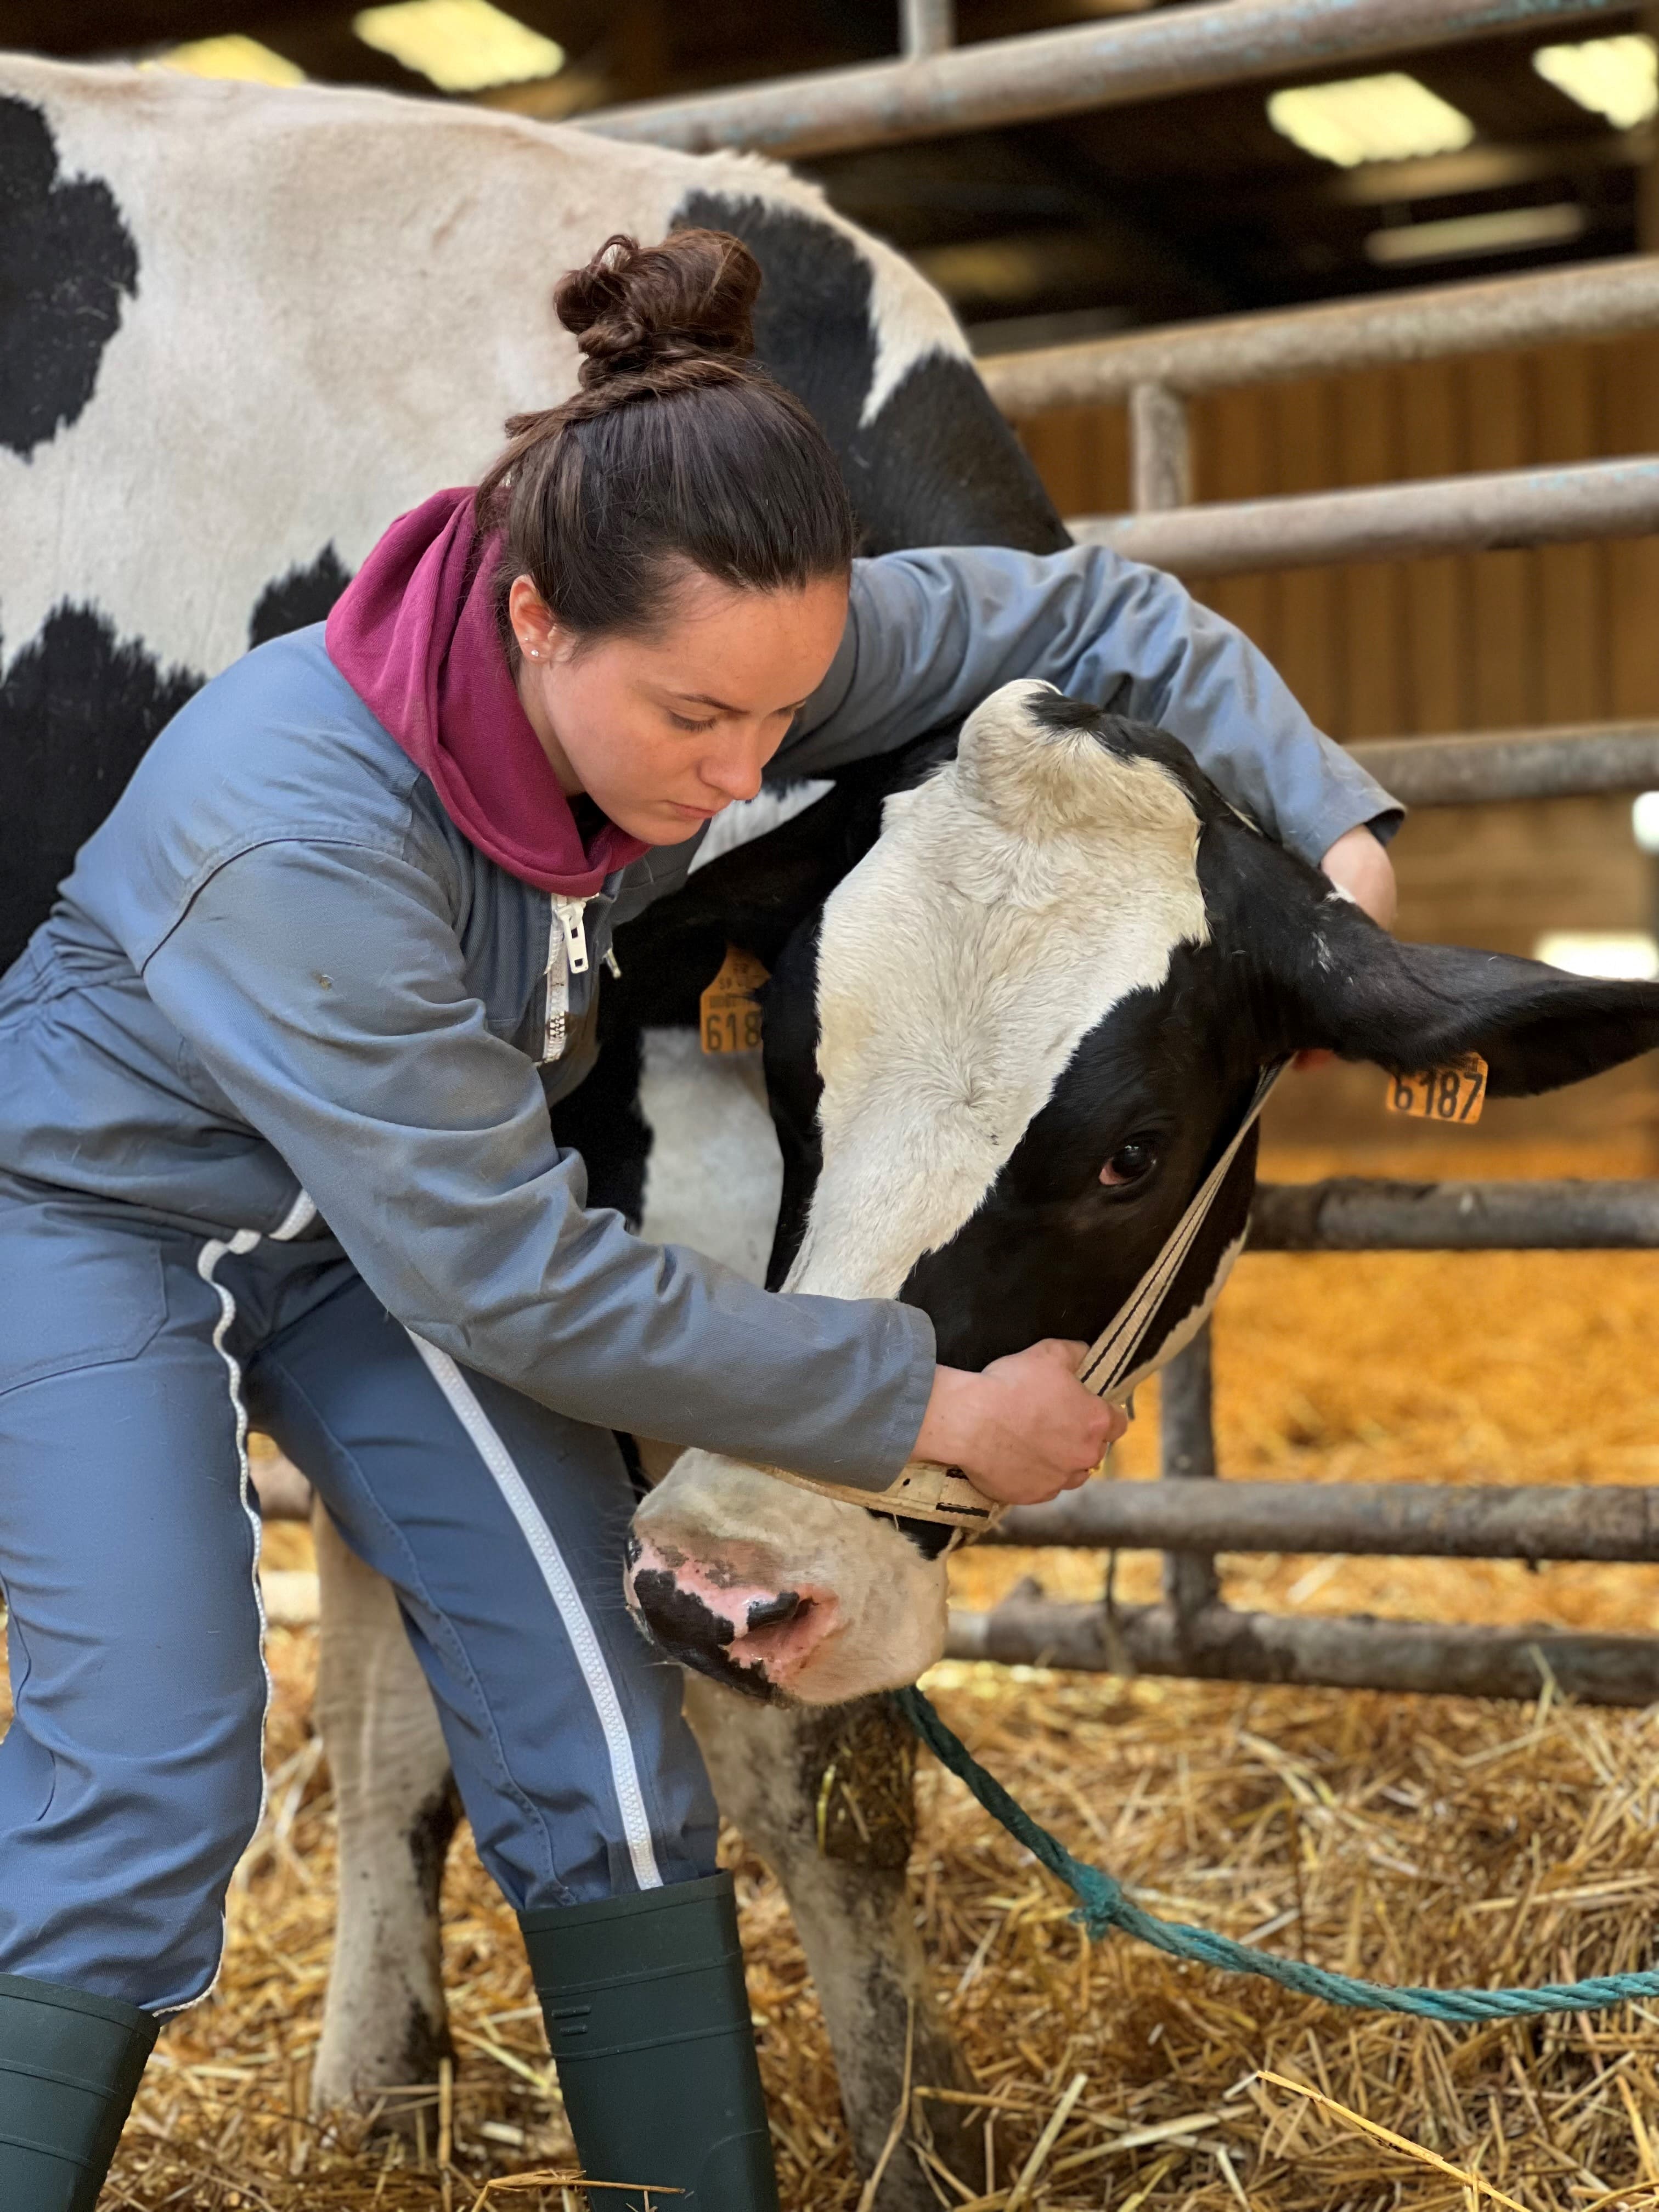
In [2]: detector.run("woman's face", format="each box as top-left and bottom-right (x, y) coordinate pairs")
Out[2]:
(509, 567), (850, 847)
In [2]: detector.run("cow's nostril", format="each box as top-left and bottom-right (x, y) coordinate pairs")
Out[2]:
(745, 1590), (804, 1632)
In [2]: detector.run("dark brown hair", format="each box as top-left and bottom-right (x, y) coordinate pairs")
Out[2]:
(476, 229), (855, 650)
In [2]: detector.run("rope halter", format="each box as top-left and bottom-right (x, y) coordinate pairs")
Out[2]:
(761, 1063), (1286, 1551)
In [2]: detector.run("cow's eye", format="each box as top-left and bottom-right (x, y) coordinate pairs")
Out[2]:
(1100, 1137), (1159, 1188)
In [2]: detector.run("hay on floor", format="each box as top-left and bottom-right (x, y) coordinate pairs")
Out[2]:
(1, 1132), (1657, 2209)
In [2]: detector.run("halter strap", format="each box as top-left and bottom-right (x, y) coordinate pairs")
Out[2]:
(760, 1063), (1285, 1549)
(1076, 1060), (1284, 1403)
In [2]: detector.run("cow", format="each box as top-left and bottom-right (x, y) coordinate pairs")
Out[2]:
(1, 49), (1064, 2204)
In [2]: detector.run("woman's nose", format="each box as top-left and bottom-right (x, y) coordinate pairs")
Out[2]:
(701, 743), (766, 804)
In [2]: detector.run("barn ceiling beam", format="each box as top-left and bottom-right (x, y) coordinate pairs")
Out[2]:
(571, 0), (1628, 160)
(1068, 453), (1659, 575)
(1328, 126), (1650, 205)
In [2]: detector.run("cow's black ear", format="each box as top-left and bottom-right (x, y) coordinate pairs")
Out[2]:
(1257, 861), (1659, 1098)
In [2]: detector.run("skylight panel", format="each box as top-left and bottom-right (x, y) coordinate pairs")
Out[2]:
(159, 35), (304, 86)
(1532, 33), (1658, 132)
(352, 0), (565, 93)
(1268, 74), (1475, 170)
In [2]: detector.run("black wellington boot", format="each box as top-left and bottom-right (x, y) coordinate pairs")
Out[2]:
(521, 1870), (780, 2212)
(0, 1973), (157, 2212)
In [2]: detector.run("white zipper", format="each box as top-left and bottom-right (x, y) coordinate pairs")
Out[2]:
(542, 894), (591, 1064)
(553, 894), (589, 975)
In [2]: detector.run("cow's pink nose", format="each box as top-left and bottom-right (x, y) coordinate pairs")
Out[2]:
(625, 1534), (839, 1699)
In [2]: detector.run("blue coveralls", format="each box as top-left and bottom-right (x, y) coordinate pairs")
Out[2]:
(0, 545), (1397, 2013)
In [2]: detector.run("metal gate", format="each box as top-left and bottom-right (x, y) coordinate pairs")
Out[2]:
(579, 0), (1659, 1706)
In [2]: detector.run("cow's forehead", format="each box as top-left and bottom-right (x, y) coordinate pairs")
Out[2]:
(786, 683), (1208, 1301)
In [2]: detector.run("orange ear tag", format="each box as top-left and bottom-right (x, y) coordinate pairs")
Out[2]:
(1384, 1052), (1487, 1125)
(700, 945), (769, 1056)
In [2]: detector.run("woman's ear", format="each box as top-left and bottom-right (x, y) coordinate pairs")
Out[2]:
(507, 573), (558, 664)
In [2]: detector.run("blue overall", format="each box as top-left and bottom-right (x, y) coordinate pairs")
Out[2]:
(0, 545), (1399, 2012)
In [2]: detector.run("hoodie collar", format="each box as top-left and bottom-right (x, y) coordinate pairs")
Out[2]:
(325, 488), (651, 898)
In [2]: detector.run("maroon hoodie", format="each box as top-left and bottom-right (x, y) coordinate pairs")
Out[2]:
(325, 488), (650, 897)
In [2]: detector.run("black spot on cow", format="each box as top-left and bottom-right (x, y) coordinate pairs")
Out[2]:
(627, 1568), (776, 1701)
(0, 604), (201, 970)
(672, 190), (1065, 557)
(0, 97), (139, 459)
(550, 1019), (650, 1227)
(249, 545), (354, 649)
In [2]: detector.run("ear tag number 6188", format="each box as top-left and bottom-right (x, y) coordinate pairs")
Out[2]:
(700, 944), (769, 1056)
(1385, 1052), (1487, 1124)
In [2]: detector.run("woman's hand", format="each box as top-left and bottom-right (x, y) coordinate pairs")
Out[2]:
(1319, 824), (1397, 930)
(1295, 826), (1398, 1071)
(913, 1340), (1128, 1507)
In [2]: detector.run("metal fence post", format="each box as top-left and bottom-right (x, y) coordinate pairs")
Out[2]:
(1159, 1325), (1222, 1622)
(1129, 380), (1192, 513)
(900, 0), (955, 60)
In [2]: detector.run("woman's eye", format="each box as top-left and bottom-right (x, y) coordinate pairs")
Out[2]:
(669, 713), (717, 733)
(1100, 1138), (1159, 1188)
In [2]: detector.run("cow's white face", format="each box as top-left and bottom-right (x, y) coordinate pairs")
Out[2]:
(630, 681), (1212, 1702)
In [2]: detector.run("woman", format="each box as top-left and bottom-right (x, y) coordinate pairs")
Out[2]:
(0, 229), (1397, 2211)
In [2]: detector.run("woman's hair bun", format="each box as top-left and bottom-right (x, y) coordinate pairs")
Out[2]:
(556, 229), (760, 388)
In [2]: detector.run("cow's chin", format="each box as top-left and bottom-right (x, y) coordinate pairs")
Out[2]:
(625, 1451), (949, 1706)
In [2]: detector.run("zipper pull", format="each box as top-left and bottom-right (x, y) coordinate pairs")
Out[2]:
(554, 895), (589, 975)
(604, 945), (622, 979)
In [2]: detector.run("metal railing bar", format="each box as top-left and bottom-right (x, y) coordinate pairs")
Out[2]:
(981, 256), (1659, 416)
(992, 1478), (1659, 1560)
(575, 0), (1622, 161)
(1066, 455), (1659, 577)
(1348, 721), (1659, 805)
(1248, 1179), (1659, 1252)
(944, 1599), (1659, 1705)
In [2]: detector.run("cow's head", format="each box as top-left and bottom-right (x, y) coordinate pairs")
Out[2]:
(629, 681), (1659, 1703)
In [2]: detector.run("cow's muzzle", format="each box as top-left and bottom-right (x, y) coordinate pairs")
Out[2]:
(624, 1533), (841, 1700)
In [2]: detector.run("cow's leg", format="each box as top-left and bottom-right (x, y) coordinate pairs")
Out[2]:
(311, 1499), (460, 2113)
(684, 1678), (978, 2208)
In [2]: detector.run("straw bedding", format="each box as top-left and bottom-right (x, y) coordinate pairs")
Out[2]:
(5, 1131), (1659, 2210)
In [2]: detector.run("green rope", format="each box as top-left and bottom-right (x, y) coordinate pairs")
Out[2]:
(894, 1685), (1659, 2023)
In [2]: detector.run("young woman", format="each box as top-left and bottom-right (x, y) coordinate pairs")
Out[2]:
(0, 229), (1397, 2211)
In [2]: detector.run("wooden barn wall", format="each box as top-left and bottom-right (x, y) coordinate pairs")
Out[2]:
(1017, 333), (1659, 1145)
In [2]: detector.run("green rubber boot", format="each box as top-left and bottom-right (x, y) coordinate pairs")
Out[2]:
(522, 1870), (779, 2212)
(0, 1973), (157, 2212)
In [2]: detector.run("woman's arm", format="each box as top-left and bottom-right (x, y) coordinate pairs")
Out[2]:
(141, 836), (936, 1493)
(785, 544), (1402, 873)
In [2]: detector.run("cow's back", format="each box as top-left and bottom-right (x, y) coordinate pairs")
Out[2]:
(1, 54), (1058, 972)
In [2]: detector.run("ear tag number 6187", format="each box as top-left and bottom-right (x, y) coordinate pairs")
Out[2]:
(1385, 1052), (1487, 1124)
